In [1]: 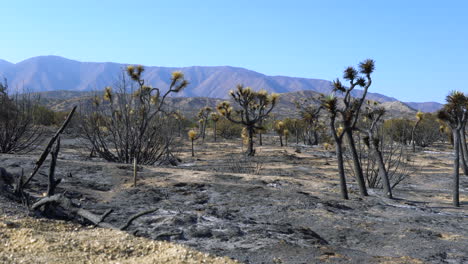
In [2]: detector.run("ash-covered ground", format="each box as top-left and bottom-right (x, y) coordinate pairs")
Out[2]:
(1, 134), (467, 263)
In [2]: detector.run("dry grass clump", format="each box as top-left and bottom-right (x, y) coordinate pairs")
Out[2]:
(0, 216), (238, 264)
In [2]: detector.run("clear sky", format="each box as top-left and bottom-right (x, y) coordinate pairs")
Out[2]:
(1, 0), (467, 103)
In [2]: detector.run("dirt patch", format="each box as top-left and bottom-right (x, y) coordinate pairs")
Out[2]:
(0, 214), (238, 264)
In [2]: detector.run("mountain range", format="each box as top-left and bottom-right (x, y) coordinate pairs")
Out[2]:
(0, 56), (443, 112)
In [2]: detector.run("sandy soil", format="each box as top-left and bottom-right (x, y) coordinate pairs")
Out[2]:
(0, 202), (238, 263)
(0, 133), (467, 263)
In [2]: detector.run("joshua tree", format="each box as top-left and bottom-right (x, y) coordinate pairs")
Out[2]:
(197, 106), (212, 142)
(321, 94), (348, 199)
(188, 130), (197, 157)
(210, 112), (220, 142)
(295, 99), (322, 145)
(275, 120), (286, 147)
(411, 111), (424, 152)
(362, 104), (393, 199)
(291, 119), (301, 144)
(437, 91), (467, 207)
(217, 85), (279, 156)
(331, 59), (375, 197)
(81, 66), (189, 165)
(173, 111), (185, 137)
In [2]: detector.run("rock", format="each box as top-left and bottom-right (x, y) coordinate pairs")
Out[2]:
(152, 229), (185, 241)
(171, 214), (198, 226)
(1, 221), (19, 228)
(213, 226), (244, 240)
(188, 226), (213, 238)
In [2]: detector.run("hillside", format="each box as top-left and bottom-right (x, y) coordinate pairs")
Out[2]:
(405, 102), (443, 113)
(37, 89), (416, 119)
(1, 56), (396, 102)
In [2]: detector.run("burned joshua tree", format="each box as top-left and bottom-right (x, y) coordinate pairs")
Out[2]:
(411, 111), (424, 152)
(329, 59), (376, 197)
(361, 104), (393, 199)
(197, 106), (212, 142)
(321, 94), (348, 199)
(217, 85), (278, 156)
(437, 91), (467, 207)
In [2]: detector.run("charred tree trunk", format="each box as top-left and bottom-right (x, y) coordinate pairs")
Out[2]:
(369, 137), (393, 199)
(47, 138), (62, 197)
(335, 141), (348, 200)
(312, 130), (319, 145)
(213, 121), (217, 142)
(411, 119), (421, 152)
(247, 127), (255, 156)
(459, 128), (468, 175)
(295, 125), (299, 145)
(344, 129), (368, 197)
(452, 129), (460, 207)
(191, 139), (195, 157)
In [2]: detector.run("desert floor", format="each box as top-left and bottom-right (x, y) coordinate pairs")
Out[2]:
(1, 132), (467, 263)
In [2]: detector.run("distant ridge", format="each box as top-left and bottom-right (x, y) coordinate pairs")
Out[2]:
(0, 55), (397, 103)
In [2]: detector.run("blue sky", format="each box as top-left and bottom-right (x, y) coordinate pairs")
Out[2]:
(1, 0), (467, 102)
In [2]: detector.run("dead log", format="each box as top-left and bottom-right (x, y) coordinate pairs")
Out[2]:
(31, 194), (116, 229)
(31, 194), (158, 231)
(16, 106), (77, 193)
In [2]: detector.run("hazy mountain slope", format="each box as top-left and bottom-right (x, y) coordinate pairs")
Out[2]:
(0, 59), (13, 73)
(404, 102), (443, 113)
(1, 56), (398, 102)
(379, 101), (417, 119)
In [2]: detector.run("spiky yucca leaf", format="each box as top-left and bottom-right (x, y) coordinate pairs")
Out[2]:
(276, 120), (285, 130)
(103, 86), (112, 101)
(446, 90), (466, 105)
(270, 93), (280, 104)
(93, 96), (100, 106)
(337, 126), (344, 136)
(437, 108), (450, 122)
(416, 111), (424, 121)
(356, 77), (366, 87)
(332, 79), (346, 92)
(321, 94), (338, 112)
(210, 112), (220, 121)
(175, 80), (189, 92)
(136, 65), (144, 75)
(188, 130), (197, 140)
(171, 71), (184, 81)
(343, 67), (358, 81)
(359, 59), (375, 75)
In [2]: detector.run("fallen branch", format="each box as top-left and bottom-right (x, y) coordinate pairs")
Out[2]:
(120, 208), (159, 230)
